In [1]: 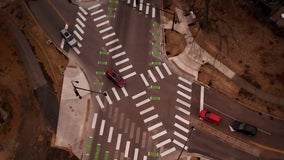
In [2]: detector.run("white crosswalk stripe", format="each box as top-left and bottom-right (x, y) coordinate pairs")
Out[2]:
(178, 76), (192, 85)
(174, 122), (189, 133)
(152, 130), (167, 140)
(123, 72), (136, 79)
(132, 91), (146, 99)
(155, 66), (164, 79)
(121, 87), (128, 97)
(96, 95), (104, 109)
(112, 87), (121, 101)
(177, 83), (192, 92)
(77, 12), (86, 21)
(156, 139), (171, 148)
(173, 139), (188, 150)
(177, 106), (191, 115)
(175, 115), (190, 125)
(176, 98), (191, 108)
(177, 90), (191, 100)
(105, 91), (113, 105)
(140, 73), (149, 86)
(147, 70), (157, 82)
(103, 32), (116, 40)
(79, 6), (88, 15)
(88, 3), (101, 10)
(140, 106), (154, 115)
(143, 114), (158, 123)
(136, 98), (150, 107)
(112, 51), (126, 59)
(96, 20), (110, 27)
(160, 147), (176, 157)
(173, 131), (187, 141)
(91, 9), (103, 16)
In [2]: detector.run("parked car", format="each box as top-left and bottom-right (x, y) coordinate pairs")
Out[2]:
(106, 69), (125, 88)
(61, 28), (77, 46)
(199, 109), (221, 125)
(231, 120), (257, 136)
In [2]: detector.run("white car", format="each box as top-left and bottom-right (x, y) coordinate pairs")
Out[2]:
(61, 29), (77, 47)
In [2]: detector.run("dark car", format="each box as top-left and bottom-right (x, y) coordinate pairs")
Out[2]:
(106, 69), (125, 88)
(231, 120), (257, 136)
(199, 109), (221, 125)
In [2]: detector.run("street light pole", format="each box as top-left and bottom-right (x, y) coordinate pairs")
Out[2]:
(71, 81), (107, 99)
(177, 126), (195, 160)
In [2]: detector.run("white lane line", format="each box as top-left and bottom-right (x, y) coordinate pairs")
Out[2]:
(112, 51), (126, 59)
(147, 70), (157, 82)
(109, 45), (122, 53)
(178, 76), (192, 85)
(88, 3), (101, 10)
(173, 139), (188, 150)
(152, 7), (156, 18)
(102, 32), (116, 40)
(143, 156), (147, 160)
(163, 63), (172, 75)
(148, 122), (163, 131)
(174, 123), (189, 133)
(79, 6), (88, 15)
(93, 15), (106, 22)
(116, 134), (122, 150)
(178, 83), (192, 92)
(76, 18), (85, 28)
(132, 91), (146, 99)
(123, 72), (136, 79)
(96, 20), (110, 27)
(160, 147), (176, 157)
(96, 95), (104, 109)
(152, 130), (167, 140)
(115, 58), (129, 66)
(176, 98), (191, 108)
(99, 26), (113, 34)
(177, 90), (191, 100)
(144, 114), (158, 123)
(99, 120), (105, 136)
(121, 87), (128, 97)
(146, 3), (150, 15)
(140, 73), (149, 87)
(91, 113), (98, 129)
(200, 86), (204, 112)
(75, 24), (84, 34)
(77, 12), (86, 21)
(133, 0), (137, 7)
(140, 106), (154, 115)
(124, 141), (130, 158)
(133, 148), (139, 160)
(136, 98), (150, 107)
(64, 24), (68, 29)
(127, 0), (131, 4)
(112, 87), (120, 101)
(105, 91), (113, 105)
(177, 106), (191, 115)
(77, 42), (82, 48)
(73, 30), (83, 41)
(60, 39), (65, 49)
(119, 65), (133, 73)
(106, 38), (119, 46)
(73, 47), (80, 54)
(175, 115), (190, 125)
(173, 131), (187, 141)
(139, 0), (143, 11)
(156, 139), (171, 148)
(91, 9), (103, 16)
(155, 66), (164, 79)
(107, 127), (114, 143)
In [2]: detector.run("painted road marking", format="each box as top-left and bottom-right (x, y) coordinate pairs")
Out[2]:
(175, 115), (190, 125)
(140, 106), (154, 115)
(73, 47), (80, 54)
(155, 66), (164, 79)
(135, 127), (141, 143)
(132, 91), (146, 99)
(144, 114), (158, 123)
(174, 123), (189, 133)
(146, 3), (150, 15)
(178, 83), (192, 92)
(136, 98), (150, 107)
(156, 139), (171, 148)
(148, 122), (163, 131)
(139, 0), (143, 11)
(200, 86), (204, 112)
(116, 134), (122, 150)
(75, 24), (84, 34)
(141, 132), (147, 149)
(77, 42), (82, 48)
(91, 113), (98, 129)
(102, 32), (116, 40)
(96, 20), (110, 27)
(60, 39), (65, 49)
(64, 24), (68, 29)
(178, 76), (192, 85)
(99, 120), (106, 136)
(143, 156), (147, 160)
(106, 38), (119, 46)
(123, 71), (136, 79)
(124, 141), (130, 158)
(121, 87), (128, 97)
(73, 30), (83, 41)
(76, 18), (85, 28)
(162, 63), (172, 75)
(93, 15), (106, 22)
(177, 90), (191, 100)
(152, 130), (167, 140)
(177, 106), (191, 115)
(91, 9), (103, 16)
(96, 95), (104, 109)
(112, 51), (126, 59)
(133, 0), (136, 7)
(133, 148), (139, 160)
(112, 87), (120, 101)
(160, 147), (176, 157)
(79, 6), (88, 15)
(88, 3), (101, 10)
(109, 45), (122, 53)
(115, 58), (129, 66)
(140, 73), (149, 87)
(119, 65), (133, 72)
(173, 139), (188, 150)
(105, 91), (113, 105)
(176, 98), (191, 108)
(152, 7), (156, 18)
(127, 0), (131, 4)
(130, 122), (135, 139)
(107, 127), (114, 143)
(147, 70), (157, 82)
(77, 12), (86, 21)
(174, 131), (187, 141)
(99, 26), (113, 34)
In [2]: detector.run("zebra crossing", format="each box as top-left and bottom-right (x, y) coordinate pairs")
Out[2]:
(124, 0), (158, 18)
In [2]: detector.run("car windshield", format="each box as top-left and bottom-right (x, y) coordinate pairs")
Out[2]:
(112, 72), (122, 82)
(205, 111), (211, 117)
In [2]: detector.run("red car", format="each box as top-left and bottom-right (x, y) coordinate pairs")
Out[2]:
(106, 69), (125, 88)
(199, 109), (221, 125)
